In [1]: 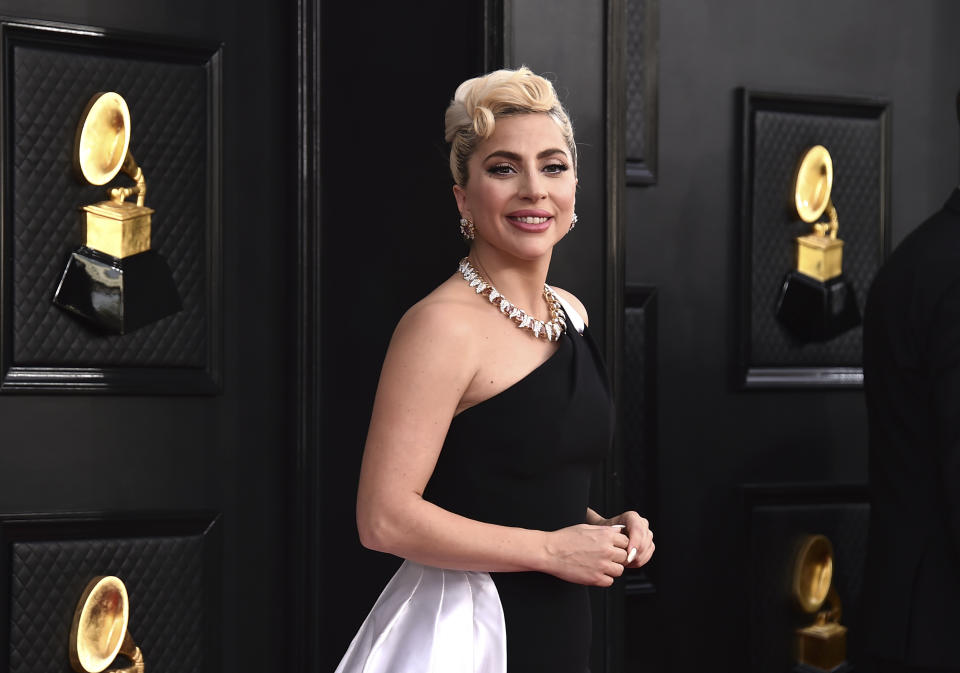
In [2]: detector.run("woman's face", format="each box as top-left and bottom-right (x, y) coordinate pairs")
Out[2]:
(453, 113), (576, 262)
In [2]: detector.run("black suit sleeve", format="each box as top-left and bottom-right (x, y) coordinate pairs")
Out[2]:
(932, 278), (960, 556)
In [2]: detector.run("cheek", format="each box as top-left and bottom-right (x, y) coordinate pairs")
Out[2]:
(557, 181), (577, 209)
(469, 181), (507, 213)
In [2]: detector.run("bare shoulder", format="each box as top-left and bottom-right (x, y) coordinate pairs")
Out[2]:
(386, 274), (483, 372)
(549, 286), (589, 327)
(396, 274), (482, 339)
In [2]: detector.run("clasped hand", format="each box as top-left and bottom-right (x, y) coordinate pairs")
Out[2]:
(545, 511), (654, 587)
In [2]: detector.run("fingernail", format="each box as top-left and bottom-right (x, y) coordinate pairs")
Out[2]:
(611, 524), (626, 529)
(627, 547), (637, 563)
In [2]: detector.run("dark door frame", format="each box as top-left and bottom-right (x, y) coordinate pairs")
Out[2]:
(293, 0), (322, 670)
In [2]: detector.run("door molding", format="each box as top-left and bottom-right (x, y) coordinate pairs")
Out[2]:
(293, 0), (322, 670)
(0, 511), (221, 673)
(0, 19), (223, 394)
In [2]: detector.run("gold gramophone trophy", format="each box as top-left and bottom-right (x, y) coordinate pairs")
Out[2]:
(69, 576), (145, 673)
(774, 145), (860, 342)
(792, 535), (849, 673)
(53, 91), (181, 334)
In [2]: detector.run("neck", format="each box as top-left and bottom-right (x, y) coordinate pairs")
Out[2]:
(468, 241), (552, 315)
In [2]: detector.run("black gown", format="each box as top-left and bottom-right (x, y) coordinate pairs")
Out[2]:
(423, 320), (613, 672)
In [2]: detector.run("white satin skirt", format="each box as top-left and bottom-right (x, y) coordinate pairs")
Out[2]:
(334, 560), (507, 673)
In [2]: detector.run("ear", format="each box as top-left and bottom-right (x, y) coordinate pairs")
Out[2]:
(452, 183), (470, 220)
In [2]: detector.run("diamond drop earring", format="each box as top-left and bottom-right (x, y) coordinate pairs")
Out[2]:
(459, 217), (476, 240)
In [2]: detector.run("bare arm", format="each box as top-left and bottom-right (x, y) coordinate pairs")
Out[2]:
(357, 301), (628, 585)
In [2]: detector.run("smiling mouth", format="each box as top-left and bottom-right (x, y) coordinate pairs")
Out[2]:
(506, 214), (553, 233)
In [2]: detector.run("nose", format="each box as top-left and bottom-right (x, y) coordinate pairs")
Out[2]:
(518, 170), (547, 201)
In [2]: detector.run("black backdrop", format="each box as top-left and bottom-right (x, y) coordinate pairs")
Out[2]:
(317, 3), (485, 668)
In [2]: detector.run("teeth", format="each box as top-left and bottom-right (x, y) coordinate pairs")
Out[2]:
(513, 216), (549, 224)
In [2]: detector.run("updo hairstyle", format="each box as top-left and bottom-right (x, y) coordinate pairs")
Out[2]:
(444, 66), (577, 187)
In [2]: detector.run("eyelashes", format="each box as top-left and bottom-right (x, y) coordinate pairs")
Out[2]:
(485, 162), (570, 176)
(487, 163), (514, 175)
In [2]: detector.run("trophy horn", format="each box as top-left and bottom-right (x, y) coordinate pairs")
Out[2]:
(793, 534), (834, 614)
(69, 576), (144, 673)
(794, 144), (834, 236)
(73, 92), (146, 206)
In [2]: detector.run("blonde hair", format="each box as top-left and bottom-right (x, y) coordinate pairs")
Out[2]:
(444, 66), (576, 186)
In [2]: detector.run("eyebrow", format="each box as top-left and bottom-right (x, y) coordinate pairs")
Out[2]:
(482, 148), (569, 163)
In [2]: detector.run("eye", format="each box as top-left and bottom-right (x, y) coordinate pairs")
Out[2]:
(543, 162), (569, 174)
(486, 163), (516, 176)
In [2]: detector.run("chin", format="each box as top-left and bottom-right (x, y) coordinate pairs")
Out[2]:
(507, 238), (561, 261)
(478, 227), (565, 261)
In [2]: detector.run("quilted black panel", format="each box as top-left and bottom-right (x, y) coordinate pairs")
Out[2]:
(9, 534), (205, 673)
(746, 492), (870, 673)
(623, 290), (656, 519)
(744, 94), (888, 369)
(9, 38), (210, 366)
(625, 0), (648, 161)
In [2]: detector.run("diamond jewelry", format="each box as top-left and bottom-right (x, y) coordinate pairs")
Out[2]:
(569, 213), (578, 232)
(459, 217), (476, 240)
(458, 257), (567, 342)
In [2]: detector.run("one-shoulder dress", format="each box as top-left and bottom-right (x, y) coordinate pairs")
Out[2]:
(335, 302), (613, 673)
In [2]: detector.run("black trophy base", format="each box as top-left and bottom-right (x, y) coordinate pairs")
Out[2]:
(53, 246), (182, 334)
(775, 270), (861, 342)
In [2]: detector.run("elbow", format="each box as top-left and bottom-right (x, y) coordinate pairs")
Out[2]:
(356, 500), (399, 553)
(356, 512), (387, 552)
(357, 487), (424, 554)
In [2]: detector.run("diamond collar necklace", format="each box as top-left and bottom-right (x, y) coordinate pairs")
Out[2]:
(458, 257), (567, 342)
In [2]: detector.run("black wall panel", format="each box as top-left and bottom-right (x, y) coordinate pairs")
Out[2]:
(0, 2), (295, 672)
(739, 91), (890, 385)
(624, 1), (960, 671)
(0, 23), (222, 392)
(10, 42), (208, 366)
(0, 514), (219, 673)
(743, 486), (869, 673)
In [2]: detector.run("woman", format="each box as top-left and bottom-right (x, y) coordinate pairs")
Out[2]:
(336, 67), (654, 673)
